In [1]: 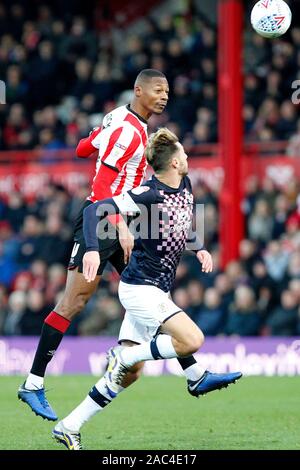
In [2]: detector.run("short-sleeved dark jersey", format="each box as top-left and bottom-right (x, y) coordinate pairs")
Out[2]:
(83, 175), (203, 292)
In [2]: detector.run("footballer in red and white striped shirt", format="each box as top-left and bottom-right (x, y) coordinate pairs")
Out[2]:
(76, 69), (169, 203)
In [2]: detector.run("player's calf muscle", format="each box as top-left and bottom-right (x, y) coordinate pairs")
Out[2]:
(167, 327), (204, 356)
(55, 269), (100, 319)
(172, 337), (202, 356)
(184, 331), (204, 354)
(184, 329), (204, 354)
(121, 366), (143, 387)
(55, 293), (90, 319)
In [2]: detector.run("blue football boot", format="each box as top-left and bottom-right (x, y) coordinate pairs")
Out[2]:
(18, 382), (58, 421)
(188, 371), (242, 397)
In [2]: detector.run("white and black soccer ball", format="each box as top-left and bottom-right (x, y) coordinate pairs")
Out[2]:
(251, 0), (292, 38)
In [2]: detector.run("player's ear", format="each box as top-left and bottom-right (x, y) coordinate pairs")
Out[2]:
(171, 156), (179, 168)
(135, 85), (142, 97)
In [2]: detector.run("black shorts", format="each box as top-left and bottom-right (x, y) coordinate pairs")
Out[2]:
(68, 200), (126, 276)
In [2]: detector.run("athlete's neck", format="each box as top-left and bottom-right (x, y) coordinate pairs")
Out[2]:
(129, 100), (151, 121)
(155, 172), (183, 189)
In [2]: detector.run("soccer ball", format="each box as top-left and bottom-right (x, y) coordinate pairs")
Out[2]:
(250, 0), (292, 38)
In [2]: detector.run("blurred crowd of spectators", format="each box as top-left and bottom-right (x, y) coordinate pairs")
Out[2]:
(0, 175), (299, 337)
(0, 1), (299, 151)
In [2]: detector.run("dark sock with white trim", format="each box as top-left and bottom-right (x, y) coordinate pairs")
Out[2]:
(177, 356), (205, 380)
(177, 356), (197, 370)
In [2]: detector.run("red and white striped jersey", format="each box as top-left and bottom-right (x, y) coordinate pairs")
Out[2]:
(88, 105), (148, 202)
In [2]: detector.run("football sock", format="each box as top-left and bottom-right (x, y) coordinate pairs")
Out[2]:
(29, 311), (70, 380)
(63, 377), (113, 432)
(120, 335), (177, 367)
(177, 356), (205, 380)
(25, 373), (44, 390)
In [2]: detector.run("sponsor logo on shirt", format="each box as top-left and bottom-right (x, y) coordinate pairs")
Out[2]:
(115, 142), (127, 151)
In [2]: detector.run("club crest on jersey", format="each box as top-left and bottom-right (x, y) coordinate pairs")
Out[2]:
(115, 142), (127, 151)
(131, 186), (150, 195)
(157, 302), (168, 314)
(103, 113), (112, 128)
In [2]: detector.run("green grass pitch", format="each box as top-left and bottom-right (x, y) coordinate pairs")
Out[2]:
(1, 375), (300, 450)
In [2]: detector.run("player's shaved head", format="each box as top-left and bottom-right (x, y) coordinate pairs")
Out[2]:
(132, 69), (168, 120)
(135, 69), (166, 86)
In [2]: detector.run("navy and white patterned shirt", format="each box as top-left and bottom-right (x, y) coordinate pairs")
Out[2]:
(83, 175), (203, 292)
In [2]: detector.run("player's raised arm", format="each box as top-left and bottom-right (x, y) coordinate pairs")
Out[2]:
(76, 126), (102, 158)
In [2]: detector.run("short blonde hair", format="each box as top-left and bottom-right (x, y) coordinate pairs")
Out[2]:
(145, 127), (178, 173)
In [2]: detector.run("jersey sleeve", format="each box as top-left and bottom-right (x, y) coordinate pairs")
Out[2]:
(98, 124), (141, 172)
(186, 231), (204, 253)
(76, 127), (101, 157)
(83, 186), (157, 251)
(113, 185), (158, 212)
(83, 198), (119, 251)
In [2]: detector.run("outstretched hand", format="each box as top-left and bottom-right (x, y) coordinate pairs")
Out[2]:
(83, 251), (100, 282)
(197, 250), (213, 273)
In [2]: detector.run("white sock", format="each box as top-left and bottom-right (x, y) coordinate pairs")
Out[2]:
(182, 363), (205, 381)
(121, 335), (177, 367)
(94, 374), (124, 395)
(155, 335), (177, 358)
(63, 377), (113, 432)
(63, 396), (100, 432)
(25, 373), (44, 390)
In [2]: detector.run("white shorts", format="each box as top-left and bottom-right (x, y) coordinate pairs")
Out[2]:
(118, 281), (182, 344)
